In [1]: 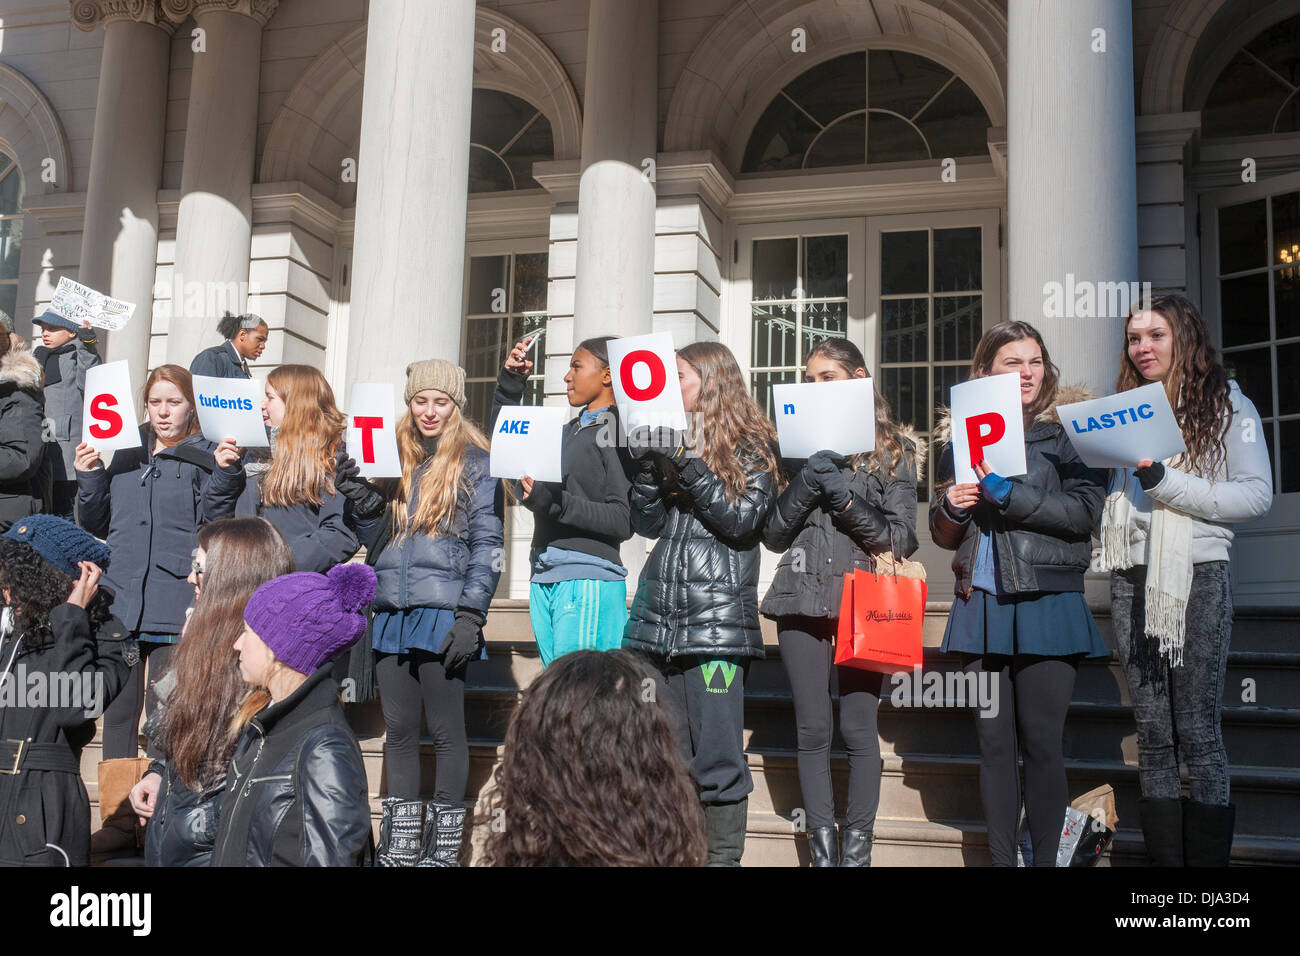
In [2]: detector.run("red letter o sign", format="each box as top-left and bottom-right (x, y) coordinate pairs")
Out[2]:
(619, 349), (667, 402)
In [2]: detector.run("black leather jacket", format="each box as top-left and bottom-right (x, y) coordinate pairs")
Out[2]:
(211, 666), (371, 867)
(144, 761), (222, 867)
(761, 438), (922, 620)
(623, 451), (776, 660)
(928, 398), (1106, 597)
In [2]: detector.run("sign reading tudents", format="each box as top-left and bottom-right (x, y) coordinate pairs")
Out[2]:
(1056, 382), (1186, 468)
(191, 374), (269, 447)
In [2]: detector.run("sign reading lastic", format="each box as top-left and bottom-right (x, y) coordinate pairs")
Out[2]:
(1057, 382), (1186, 469)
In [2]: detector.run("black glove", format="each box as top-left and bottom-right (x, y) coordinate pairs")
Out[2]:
(439, 610), (484, 672)
(806, 450), (851, 510)
(627, 425), (685, 462)
(336, 456), (386, 519)
(523, 480), (559, 515)
(1135, 461), (1165, 491)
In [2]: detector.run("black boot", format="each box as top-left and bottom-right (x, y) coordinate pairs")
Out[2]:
(703, 798), (747, 867)
(1183, 801), (1235, 867)
(376, 797), (424, 867)
(1138, 797), (1184, 866)
(416, 801), (466, 867)
(808, 826), (838, 867)
(839, 827), (873, 867)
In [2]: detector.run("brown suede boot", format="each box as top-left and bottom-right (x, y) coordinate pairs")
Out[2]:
(90, 757), (151, 859)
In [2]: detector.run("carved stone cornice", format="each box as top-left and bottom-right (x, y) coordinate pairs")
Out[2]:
(69, 0), (188, 33)
(189, 0), (280, 26)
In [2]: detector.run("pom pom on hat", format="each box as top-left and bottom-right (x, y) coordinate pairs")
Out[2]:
(328, 562), (377, 614)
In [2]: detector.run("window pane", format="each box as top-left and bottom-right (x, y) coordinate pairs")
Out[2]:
(787, 51), (865, 126)
(502, 114), (554, 191)
(934, 295), (981, 362)
(0, 166), (20, 216)
(1279, 419), (1299, 494)
(933, 363), (969, 419)
(752, 238), (797, 301)
(1218, 200), (1266, 274)
(801, 301), (848, 356)
(510, 312), (546, 344)
(513, 253), (547, 314)
(881, 230), (928, 295)
(1202, 50), (1294, 138)
(804, 235), (848, 298)
(1220, 273), (1271, 347)
(881, 366), (927, 434)
(742, 97), (821, 173)
(1278, 342), (1300, 416)
(1275, 192), (1300, 265)
(1225, 347), (1274, 417)
(868, 49), (950, 120)
(0, 283), (16, 332)
(464, 381), (496, 432)
(751, 369), (798, 419)
(915, 78), (991, 160)
(465, 316), (509, 379)
(805, 113), (865, 169)
(866, 112), (928, 164)
(751, 303), (799, 368)
(0, 216), (21, 282)
(882, 298), (928, 363)
(468, 146), (514, 193)
(934, 227), (981, 293)
(467, 256), (509, 315)
(1277, 268), (1300, 341)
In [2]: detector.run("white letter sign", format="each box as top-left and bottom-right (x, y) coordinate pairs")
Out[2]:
(773, 378), (876, 459)
(950, 373), (1027, 484)
(1057, 382), (1186, 468)
(81, 361), (142, 453)
(607, 332), (688, 433)
(191, 374), (269, 447)
(346, 383), (402, 478)
(489, 404), (565, 482)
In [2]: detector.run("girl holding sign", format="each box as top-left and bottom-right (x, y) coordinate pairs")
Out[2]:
(623, 341), (779, 866)
(760, 338), (923, 867)
(491, 335), (634, 667)
(930, 321), (1108, 868)
(1101, 295), (1272, 866)
(359, 359), (504, 866)
(209, 365), (368, 574)
(73, 364), (242, 854)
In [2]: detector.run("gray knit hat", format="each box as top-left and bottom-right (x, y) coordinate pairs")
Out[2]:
(404, 359), (466, 408)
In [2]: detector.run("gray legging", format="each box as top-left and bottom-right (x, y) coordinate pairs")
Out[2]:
(374, 650), (468, 803)
(777, 618), (884, 832)
(1110, 561), (1233, 806)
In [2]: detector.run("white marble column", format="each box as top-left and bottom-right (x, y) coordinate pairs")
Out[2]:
(165, 0), (277, 366)
(1007, 0), (1138, 393)
(345, 0), (476, 387)
(572, 0), (658, 344)
(71, 1), (178, 376)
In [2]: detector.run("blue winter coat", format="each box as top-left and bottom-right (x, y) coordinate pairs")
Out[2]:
(76, 429), (242, 635)
(366, 445), (504, 616)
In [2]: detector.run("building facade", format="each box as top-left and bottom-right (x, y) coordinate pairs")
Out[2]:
(0, 0), (1296, 604)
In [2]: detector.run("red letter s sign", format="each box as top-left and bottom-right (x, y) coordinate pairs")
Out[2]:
(88, 393), (123, 440)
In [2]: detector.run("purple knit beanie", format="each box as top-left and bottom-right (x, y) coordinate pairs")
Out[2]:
(243, 564), (377, 676)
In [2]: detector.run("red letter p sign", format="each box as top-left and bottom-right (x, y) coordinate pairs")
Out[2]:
(965, 412), (1005, 467)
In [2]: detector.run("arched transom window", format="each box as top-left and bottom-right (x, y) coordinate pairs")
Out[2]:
(469, 89), (555, 193)
(1202, 13), (1300, 139)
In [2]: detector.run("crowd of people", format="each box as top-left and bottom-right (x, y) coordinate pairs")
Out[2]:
(0, 292), (1270, 867)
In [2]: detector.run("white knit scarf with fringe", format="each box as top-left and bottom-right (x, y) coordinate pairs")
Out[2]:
(1099, 462), (1194, 666)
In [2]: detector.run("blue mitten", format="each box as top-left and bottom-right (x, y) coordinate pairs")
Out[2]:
(978, 470), (1013, 507)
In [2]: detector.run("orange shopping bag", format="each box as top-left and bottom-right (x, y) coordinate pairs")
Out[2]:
(834, 567), (926, 675)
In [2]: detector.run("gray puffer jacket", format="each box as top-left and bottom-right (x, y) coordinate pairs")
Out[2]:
(761, 430), (924, 621)
(623, 450), (777, 661)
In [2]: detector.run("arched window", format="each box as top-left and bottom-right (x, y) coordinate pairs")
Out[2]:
(0, 153), (21, 331)
(1202, 14), (1300, 138)
(469, 89), (555, 193)
(741, 50), (991, 173)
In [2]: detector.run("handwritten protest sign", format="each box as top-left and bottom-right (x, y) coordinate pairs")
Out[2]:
(950, 373), (1027, 484)
(489, 404), (565, 482)
(1057, 382), (1186, 468)
(192, 374), (269, 447)
(773, 377), (876, 459)
(49, 277), (135, 332)
(81, 361), (142, 453)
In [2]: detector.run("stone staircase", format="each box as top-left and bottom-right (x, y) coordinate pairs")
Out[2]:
(83, 600), (1300, 866)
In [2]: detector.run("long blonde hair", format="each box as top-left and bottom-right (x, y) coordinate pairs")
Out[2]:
(392, 396), (490, 538)
(261, 365), (345, 508)
(677, 342), (781, 503)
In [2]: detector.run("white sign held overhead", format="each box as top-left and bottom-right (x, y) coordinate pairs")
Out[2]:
(489, 404), (565, 483)
(1057, 382), (1187, 469)
(949, 372), (1028, 484)
(773, 378), (876, 459)
(607, 332), (688, 433)
(346, 383), (403, 478)
(49, 276), (136, 331)
(191, 374), (269, 447)
(81, 361), (142, 453)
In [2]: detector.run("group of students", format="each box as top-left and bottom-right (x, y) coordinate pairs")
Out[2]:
(0, 290), (1269, 867)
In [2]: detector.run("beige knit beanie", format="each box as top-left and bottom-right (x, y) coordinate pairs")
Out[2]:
(404, 359), (467, 408)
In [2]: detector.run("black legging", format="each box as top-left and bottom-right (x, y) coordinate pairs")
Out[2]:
(959, 653), (1079, 867)
(375, 650), (468, 803)
(778, 618), (884, 831)
(101, 640), (176, 760)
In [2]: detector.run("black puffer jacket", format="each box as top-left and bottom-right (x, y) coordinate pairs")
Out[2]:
(761, 431), (924, 620)
(0, 603), (132, 866)
(623, 451), (777, 661)
(0, 349), (48, 531)
(211, 665), (371, 867)
(928, 388), (1106, 596)
(143, 761), (221, 868)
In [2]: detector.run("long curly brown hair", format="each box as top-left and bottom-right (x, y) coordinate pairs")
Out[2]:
(482, 650), (707, 867)
(1118, 294), (1231, 477)
(0, 539), (112, 651)
(676, 341), (781, 502)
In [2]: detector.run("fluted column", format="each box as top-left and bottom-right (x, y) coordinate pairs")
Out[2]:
(70, 0), (181, 376)
(165, 0), (277, 366)
(345, 0), (476, 386)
